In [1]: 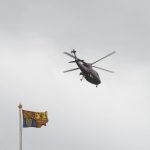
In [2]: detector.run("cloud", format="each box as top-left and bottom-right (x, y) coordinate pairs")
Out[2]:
(0, 0), (150, 150)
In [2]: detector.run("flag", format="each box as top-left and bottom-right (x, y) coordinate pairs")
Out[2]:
(22, 110), (48, 128)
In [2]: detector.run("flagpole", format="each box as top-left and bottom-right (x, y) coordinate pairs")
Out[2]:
(18, 103), (22, 150)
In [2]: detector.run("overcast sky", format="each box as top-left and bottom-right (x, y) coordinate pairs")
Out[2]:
(0, 0), (150, 150)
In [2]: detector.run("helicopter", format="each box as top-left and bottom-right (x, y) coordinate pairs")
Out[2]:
(63, 49), (116, 87)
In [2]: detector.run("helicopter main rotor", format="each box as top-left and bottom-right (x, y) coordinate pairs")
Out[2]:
(90, 51), (116, 65)
(63, 50), (116, 73)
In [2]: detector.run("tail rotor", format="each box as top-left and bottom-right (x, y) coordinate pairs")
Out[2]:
(71, 49), (76, 58)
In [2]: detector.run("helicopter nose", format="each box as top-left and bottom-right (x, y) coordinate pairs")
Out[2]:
(97, 78), (101, 84)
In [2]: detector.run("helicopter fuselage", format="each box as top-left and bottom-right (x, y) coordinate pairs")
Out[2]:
(76, 61), (101, 85)
(63, 50), (115, 87)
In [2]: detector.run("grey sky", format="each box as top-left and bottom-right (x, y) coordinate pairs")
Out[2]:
(0, 0), (150, 150)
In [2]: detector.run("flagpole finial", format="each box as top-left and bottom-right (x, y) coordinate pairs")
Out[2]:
(18, 103), (22, 109)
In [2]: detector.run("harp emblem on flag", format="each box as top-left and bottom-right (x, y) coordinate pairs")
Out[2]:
(25, 119), (32, 127)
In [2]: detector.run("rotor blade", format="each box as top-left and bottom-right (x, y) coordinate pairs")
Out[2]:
(69, 61), (76, 63)
(93, 66), (114, 73)
(63, 68), (79, 73)
(64, 52), (75, 59)
(91, 51), (116, 65)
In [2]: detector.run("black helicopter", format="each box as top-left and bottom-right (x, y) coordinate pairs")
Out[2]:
(63, 50), (115, 87)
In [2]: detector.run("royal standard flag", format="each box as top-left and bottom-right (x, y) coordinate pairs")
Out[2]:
(22, 110), (48, 128)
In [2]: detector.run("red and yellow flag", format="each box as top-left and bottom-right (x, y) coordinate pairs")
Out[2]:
(22, 110), (48, 128)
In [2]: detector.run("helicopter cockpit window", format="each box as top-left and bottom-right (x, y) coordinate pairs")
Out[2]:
(83, 63), (88, 67)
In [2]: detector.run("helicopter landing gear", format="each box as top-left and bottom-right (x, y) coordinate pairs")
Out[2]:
(79, 72), (84, 81)
(80, 76), (84, 81)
